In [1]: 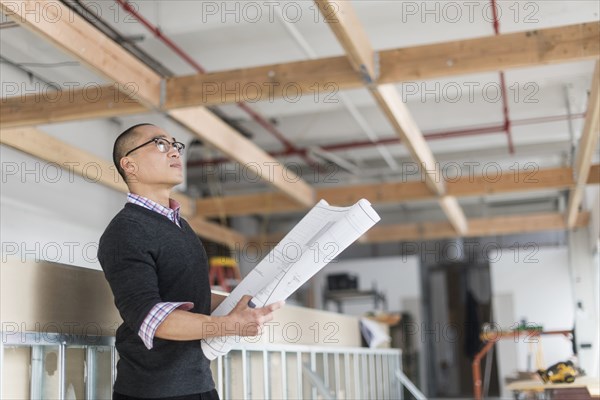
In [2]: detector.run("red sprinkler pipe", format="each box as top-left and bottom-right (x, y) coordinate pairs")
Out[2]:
(187, 112), (585, 167)
(491, 0), (515, 154)
(114, 0), (316, 167)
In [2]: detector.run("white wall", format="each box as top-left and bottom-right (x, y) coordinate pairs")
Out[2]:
(1, 124), (124, 270)
(312, 255), (421, 315)
(491, 246), (575, 390)
(1, 63), (198, 270)
(1, 118), (194, 270)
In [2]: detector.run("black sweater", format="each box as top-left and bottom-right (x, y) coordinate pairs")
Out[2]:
(98, 203), (214, 398)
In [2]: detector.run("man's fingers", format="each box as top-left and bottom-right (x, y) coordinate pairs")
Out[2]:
(256, 300), (284, 316)
(268, 300), (285, 312)
(240, 294), (253, 303)
(236, 295), (252, 308)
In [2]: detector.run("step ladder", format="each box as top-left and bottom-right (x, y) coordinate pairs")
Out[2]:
(209, 256), (241, 292)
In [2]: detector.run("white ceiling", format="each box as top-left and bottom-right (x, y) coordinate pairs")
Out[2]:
(1, 0), (599, 218)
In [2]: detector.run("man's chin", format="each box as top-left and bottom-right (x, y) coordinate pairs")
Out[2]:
(164, 176), (184, 187)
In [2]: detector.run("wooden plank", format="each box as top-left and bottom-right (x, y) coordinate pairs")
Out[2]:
(2, 23), (598, 127)
(0, 85), (146, 128)
(447, 166), (576, 197)
(0, 0), (161, 108)
(165, 56), (358, 110)
(166, 22), (599, 108)
(247, 212), (590, 245)
(438, 196), (468, 235)
(567, 61), (600, 228)
(588, 164), (600, 184)
(186, 217), (247, 249)
(0, 126), (126, 193)
(370, 84), (445, 194)
(314, 0), (376, 81)
(362, 212), (590, 243)
(0, 127), (245, 247)
(316, 0), (467, 234)
(169, 106), (315, 207)
(196, 192), (302, 218)
(379, 21), (600, 83)
(0, 0), (315, 206)
(195, 165), (599, 217)
(371, 83), (471, 234)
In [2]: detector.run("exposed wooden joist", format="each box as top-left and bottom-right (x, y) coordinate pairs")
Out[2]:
(0, 126), (127, 194)
(0, 0), (161, 108)
(316, 1), (468, 235)
(168, 21), (599, 108)
(379, 22), (599, 83)
(566, 61), (600, 228)
(0, 0), (314, 207)
(373, 76), (469, 235)
(166, 55), (358, 110)
(169, 106), (315, 207)
(186, 217), (247, 249)
(195, 165), (600, 217)
(3, 22), (598, 128)
(371, 84), (445, 194)
(438, 196), (468, 235)
(0, 86), (146, 128)
(248, 211), (590, 245)
(0, 126), (247, 247)
(314, 0), (376, 81)
(362, 212), (590, 243)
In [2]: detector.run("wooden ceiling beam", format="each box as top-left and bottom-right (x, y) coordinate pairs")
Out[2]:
(195, 165), (600, 217)
(0, 0), (161, 109)
(248, 211), (590, 245)
(2, 23), (598, 128)
(168, 21), (599, 108)
(314, 0), (376, 82)
(566, 61), (600, 228)
(0, 86), (146, 129)
(0, 127), (247, 247)
(0, 0), (315, 207)
(169, 106), (315, 207)
(316, 0), (468, 235)
(370, 84), (444, 194)
(362, 212), (590, 243)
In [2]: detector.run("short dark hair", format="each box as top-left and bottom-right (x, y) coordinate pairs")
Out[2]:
(113, 123), (155, 181)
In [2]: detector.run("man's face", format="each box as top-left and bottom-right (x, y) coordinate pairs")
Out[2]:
(122, 125), (184, 187)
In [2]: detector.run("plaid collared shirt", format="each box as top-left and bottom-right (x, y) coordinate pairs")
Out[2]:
(127, 192), (182, 228)
(127, 193), (194, 349)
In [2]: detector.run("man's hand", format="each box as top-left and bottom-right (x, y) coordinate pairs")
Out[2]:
(226, 295), (284, 336)
(154, 295), (285, 341)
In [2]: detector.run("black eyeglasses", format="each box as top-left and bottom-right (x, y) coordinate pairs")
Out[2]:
(124, 137), (185, 157)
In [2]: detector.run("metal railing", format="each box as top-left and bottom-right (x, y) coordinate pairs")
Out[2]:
(1, 331), (115, 400)
(215, 343), (404, 399)
(1, 331), (408, 399)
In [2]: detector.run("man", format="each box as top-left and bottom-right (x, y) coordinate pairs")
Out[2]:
(98, 123), (282, 400)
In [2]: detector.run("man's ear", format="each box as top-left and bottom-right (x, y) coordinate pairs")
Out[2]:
(120, 157), (138, 183)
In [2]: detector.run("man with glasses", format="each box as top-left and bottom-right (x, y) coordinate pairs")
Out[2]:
(98, 123), (283, 400)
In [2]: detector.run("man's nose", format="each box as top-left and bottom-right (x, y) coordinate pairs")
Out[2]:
(168, 146), (180, 158)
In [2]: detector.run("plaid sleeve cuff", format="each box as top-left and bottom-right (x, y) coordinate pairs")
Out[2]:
(138, 302), (194, 350)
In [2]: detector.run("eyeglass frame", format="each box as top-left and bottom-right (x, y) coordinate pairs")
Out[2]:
(124, 137), (185, 157)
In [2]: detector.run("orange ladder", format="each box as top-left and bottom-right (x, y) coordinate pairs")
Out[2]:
(208, 256), (241, 292)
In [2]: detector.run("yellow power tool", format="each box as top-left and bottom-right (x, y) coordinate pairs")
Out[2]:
(537, 361), (577, 384)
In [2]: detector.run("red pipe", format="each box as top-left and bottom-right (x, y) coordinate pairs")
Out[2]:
(236, 102), (295, 152)
(187, 113), (585, 167)
(491, 0), (515, 154)
(114, 0), (315, 166)
(114, 0), (206, 73)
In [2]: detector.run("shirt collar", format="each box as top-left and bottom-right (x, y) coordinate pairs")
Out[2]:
(127, 193), (181, 223)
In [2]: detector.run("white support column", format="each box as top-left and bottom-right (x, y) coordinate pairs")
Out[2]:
(568, 227), (600, 377)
